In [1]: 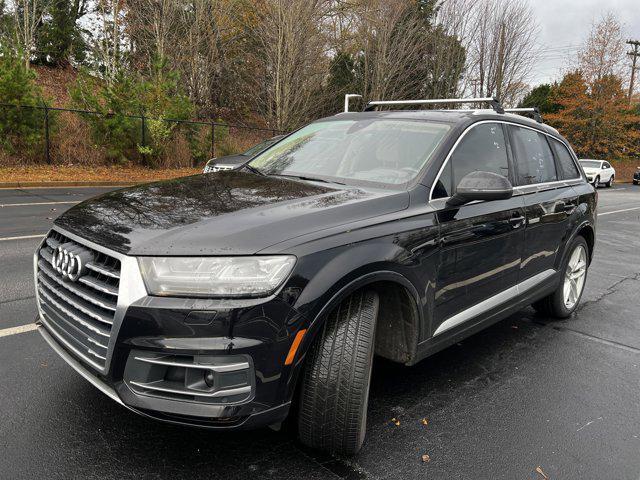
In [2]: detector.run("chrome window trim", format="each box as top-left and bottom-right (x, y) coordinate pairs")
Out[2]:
(428, 120), (585, 202)
(433, 268), (556, 337)
(34, 225), (148, 375)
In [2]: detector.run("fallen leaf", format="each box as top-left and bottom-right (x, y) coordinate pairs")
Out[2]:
(535, 466), (549, 479)
(421, 418), (429, 426)
(421, 454), (430, 463)
(391, 418), (400, 426)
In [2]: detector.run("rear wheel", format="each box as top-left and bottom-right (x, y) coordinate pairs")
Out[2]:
(606, 175), (614, 187)
(533, 236), (589, 318)
(297, 290), (379, 455)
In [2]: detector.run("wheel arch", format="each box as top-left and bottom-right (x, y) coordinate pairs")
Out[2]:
(282, 270), (424, 406)
(308, 271), (423, 365)
(559, 220), (595, 269)
(575, 222), (595, 264)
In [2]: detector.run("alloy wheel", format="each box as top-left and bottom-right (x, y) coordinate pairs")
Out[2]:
(563, 245), (587, 310)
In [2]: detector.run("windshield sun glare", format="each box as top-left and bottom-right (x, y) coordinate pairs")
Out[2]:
(249, 119), (450, 187)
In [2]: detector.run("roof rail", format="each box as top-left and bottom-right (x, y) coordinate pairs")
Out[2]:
(344, 94), (363, 113)
(504, 107), (543, 123)
(364, 97), (505, 114)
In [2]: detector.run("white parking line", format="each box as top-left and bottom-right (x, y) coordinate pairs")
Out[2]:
(0, 234), (45, 242)
(598, 206), (640, 217)
(0, 201), (79, 207)
(0, 323), (37, 338)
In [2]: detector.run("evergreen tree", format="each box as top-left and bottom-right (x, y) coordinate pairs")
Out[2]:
(520, 84), (559, 114)
(0, 50), (47, 150)
(34, 0), (88, 66)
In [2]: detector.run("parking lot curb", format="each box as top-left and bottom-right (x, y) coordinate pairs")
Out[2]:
(0, 181), (139, 188)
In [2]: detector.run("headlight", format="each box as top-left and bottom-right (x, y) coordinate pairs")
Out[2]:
(138, 256), (296, 297)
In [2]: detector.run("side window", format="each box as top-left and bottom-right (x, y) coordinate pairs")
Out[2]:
(510, 126), (557, 185)
(550, 138), (580, 179)
(433, 123), (510, 199)
(603, 162), (611, 169)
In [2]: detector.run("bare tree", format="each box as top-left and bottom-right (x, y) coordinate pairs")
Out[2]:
(126, 0), (182, 70)
(249, 0), (330, 130)
(10, 0), (51, 68)
(433, 0), (481, 96)
(466, 0), (538, 106)
(83, 0), (128, 82)
(577, 12), (626, 83)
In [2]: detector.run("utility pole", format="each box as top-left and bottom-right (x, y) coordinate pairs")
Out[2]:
(627, 40), (640, 104)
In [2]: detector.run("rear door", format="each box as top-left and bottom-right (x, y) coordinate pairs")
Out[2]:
(602, 161), (614, 181)
(430, 122), (525, 337)
(507, 125), (578, 282)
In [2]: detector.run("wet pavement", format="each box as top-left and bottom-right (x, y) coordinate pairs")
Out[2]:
(1, 184), (639, 479)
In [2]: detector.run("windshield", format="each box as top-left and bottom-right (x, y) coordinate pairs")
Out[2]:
(248, 119), (450, 187)
(243, 137), (278, 157)
(580, 160), (601, 168)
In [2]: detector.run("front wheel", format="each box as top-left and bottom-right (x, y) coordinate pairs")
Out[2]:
(533, 236), (589, 318)
(297, 290), (379, 455)
(594, 176), (600, 187)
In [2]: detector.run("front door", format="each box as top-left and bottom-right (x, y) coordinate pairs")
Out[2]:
(430, 122), (525, 337)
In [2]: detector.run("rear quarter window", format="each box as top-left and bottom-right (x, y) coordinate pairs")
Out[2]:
(549, 138), (581, 179)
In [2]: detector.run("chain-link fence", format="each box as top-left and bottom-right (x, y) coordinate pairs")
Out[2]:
(0, 103), (283, 168)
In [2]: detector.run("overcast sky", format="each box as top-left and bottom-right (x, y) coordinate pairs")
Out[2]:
(529, 0), (640, 85)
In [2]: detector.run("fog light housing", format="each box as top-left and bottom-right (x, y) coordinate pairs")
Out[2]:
(124, 350), (254, 404)
(204, 370), (215, 388)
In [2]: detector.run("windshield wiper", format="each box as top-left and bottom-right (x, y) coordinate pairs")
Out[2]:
(274, 174), (345, 185)
(241, 164), (265, 176)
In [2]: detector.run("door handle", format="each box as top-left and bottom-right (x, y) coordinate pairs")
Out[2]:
(508, 214), (525, 228)
(557, 201), (577, 214)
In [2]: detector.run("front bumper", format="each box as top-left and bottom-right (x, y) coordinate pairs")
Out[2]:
(35, 227), (305, 430)
(38, 325), (291, 428)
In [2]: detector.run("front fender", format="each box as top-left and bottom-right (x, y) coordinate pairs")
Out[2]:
(275, 241), (428, 403)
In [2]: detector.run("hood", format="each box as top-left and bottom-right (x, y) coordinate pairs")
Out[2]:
(55, 171), (409, 255)
(581, 167), (600, 175)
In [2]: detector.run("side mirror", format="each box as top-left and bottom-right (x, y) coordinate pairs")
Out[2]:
(446, 171), (513, 207)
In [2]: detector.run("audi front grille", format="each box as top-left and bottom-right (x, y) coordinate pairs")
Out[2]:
(36, 230), (121, 371)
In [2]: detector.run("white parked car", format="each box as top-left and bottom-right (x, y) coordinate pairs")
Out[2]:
(579, 159), (615, 187)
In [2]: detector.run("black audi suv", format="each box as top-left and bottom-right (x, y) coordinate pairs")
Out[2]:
(34, 98), (596, 455)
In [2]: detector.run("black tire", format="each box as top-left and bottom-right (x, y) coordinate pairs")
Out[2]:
(594, 176), (600, 187)
(297, 290), (379, 455)
(606, 175), (614, 187)
(533, 235), (589, 318)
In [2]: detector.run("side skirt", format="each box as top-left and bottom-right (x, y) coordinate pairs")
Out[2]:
(411, 269), (559, 365)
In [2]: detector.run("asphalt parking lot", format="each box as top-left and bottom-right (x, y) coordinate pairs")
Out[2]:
(1, 183), (639, 479)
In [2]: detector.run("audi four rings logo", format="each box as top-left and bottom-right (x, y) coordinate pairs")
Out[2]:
(51, 243), (92, 282)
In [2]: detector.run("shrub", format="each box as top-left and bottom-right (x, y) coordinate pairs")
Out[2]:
(69, 61), (194, 166)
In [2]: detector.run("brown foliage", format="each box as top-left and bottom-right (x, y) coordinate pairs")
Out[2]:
(546, 71), (640, 160)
